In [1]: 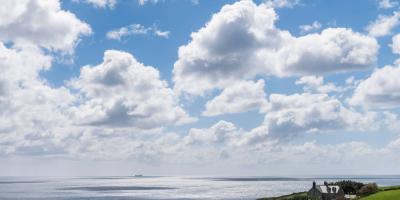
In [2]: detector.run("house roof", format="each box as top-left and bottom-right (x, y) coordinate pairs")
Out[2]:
(316, 185), (341, 194)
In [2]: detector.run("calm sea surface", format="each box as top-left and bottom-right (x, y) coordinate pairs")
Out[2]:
(1, 175), (400, 200)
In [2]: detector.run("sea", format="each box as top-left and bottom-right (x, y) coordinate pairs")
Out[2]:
(1, 175), (400, 200)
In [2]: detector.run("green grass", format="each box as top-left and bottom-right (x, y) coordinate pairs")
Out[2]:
(360, 189), (400, 200)
(257, 192), (307, 200)
(257, 186), (400, 200)
(378, 185), (400, 191)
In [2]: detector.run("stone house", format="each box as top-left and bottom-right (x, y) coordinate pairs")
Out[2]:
(308, 181), (345, 200)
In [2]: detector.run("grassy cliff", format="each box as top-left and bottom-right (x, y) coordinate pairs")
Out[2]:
(257, 186), (400, 200)
(360, 186), (400, 200)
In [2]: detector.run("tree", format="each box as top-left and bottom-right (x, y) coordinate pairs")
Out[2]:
(330, 180), (364, 194)
(357, 183), (378, 196)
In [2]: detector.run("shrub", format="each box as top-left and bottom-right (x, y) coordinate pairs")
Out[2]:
(357, 183), (378, 196)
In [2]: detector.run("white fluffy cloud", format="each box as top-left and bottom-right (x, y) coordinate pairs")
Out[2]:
(74, 0), (161, 8)
(137, 0), (160, 5)
(173, 1), (378, 95)
(75, 0), (117, 8)
(203, 80), (268, 116)
(262, 93), (378, 140)
(1, 0), (400, 174)
(0, 0), (91, 156)
(299, 21), (322, 34)
(295, 76), (341, 94)
(106, 24), (170, 40)
(0, 0), (191, 158)
(184, 120), (241, 146)
(205, 93), (382, 145)
(133, 119), (396, 170)
(389, 137), (400, 149)
(366, 11), (400, 37)
(377, 0), (398, 9)
(0, 0), (91, 53)
(351, 65), (400, 109)
(264, 0), (300, 8)
(69, 50), (195, 129)
(0, 48), (197, 157)
(0, 44), (75, 156)
(54, 119), (398, 170)
(383, 112), (400, 132)
(391, 34), (400, 54)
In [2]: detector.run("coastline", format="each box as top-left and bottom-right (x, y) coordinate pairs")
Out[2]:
(257, 185), (400, 200)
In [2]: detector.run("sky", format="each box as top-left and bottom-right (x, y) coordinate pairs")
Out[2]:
(1, 0), (400, 176)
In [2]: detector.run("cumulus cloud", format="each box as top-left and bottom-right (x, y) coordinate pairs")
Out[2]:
(383, 111), (400, 132)
(377, 0), (398, 9)
(0, 0), (92, 53)
(191, 92), (383, 146)
(56, 119), (397, 170)
(389, 137), (400, 149)
(74, 0), (117, 8)
(58, 127), (182, 161)
(264, 0), (300, 8)
(106, 24), (170, 40)
(74, 0), (161, 8)
(0, 0), (91, 156)
(69, 50), (195, 129)
(1, 0), (400, 174)
(143, 119), (396, 170)
(295, 76), (341, 93)
(154, 30), (171, 38)
(0, 0), (193, 159)
(299, 21), (322, 34)
(0, 44), (74, 156)
(184, 120), (241, 146)
(0, 48), (196, 157)
(391, 34), (400, 54)
(366, 11), (400, 37)
(351, 65), (400, 109)
(261, 93), (378, 140)
(203, 80), (268, 116)
(137, 0), (160, 6)
(173, 1), (378, 95)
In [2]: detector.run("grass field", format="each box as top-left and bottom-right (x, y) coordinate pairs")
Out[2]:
(360, 189), (400, 200)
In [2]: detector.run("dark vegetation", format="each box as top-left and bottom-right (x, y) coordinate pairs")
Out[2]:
(329, 180), (378, 196)
(258, 180), (385, 200)
(257, 191), (307, 200)
(357, 183), (379, 196)
(330, 180), (364, 194)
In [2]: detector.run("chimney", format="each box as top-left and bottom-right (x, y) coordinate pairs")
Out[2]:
(332, 187), (337, 193)
(313, 181), (316, 188)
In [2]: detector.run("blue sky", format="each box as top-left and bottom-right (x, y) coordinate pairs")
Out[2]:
(1, 0), (400, 176)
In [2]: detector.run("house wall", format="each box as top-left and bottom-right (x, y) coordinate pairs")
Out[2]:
(308, 187), (345, 200)
(321, 193), (344, 200)
(308, 188), (323, 200)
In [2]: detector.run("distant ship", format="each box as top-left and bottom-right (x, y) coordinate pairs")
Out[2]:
(134, 174), (143, 177)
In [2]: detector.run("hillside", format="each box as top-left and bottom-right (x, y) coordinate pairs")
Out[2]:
(360, 186), (400, 200)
